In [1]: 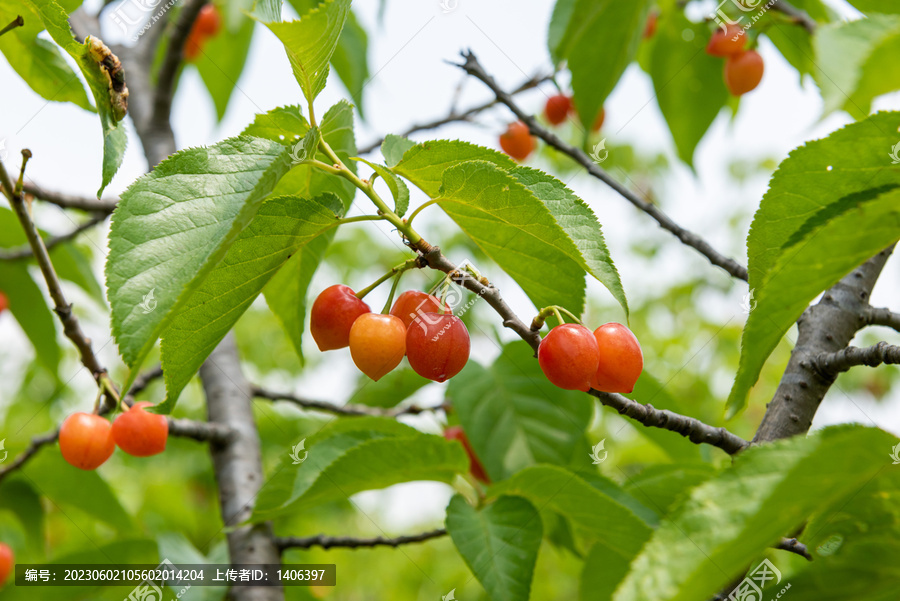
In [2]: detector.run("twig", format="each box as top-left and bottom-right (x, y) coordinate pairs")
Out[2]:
(770, 0), (817, 34)
(862, 306), (900, 333)
(775, 537), (812, 560)
(0, 213), (107, 260)
(0, 15), (24, 37)
(815, 341), (900, 376)
(0, 430), (59, 485)
(275, 528), (447, 551)
(251, 385), (450, 418)
(152, 0), (207, 132)
(21, 183), (118, 213)
(357, 72), (554, 155)
(454, 51), (749, 282)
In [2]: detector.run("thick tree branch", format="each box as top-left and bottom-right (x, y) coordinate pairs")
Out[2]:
(775, 537), (812, 560)
(454, 51), (749, 282)
(251, 385), (450, 418)
(357, 72), (553, 155)
(20, 182), (118, 213)
(862, 305), (900, 333)
(815, 341), (900, 376)
(0, 213), (107, 260)
(770, 0), (817, 34)
(152, 0), (207, 135)
(754, 248), (894, 443)
(275, 528), (447, 551)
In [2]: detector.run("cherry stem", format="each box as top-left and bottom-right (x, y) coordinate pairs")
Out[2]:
(382, 270), (404, 314)
(406, 198), (441, 227)
(531, 305), (583, 330)
(551, 307), (565, 326)
(356, 258), (419, 300)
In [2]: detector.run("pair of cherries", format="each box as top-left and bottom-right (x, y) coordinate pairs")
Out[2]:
(310, 285), (470, 383)
(706, 24), (765, 96)
(59, 403), (168, 471)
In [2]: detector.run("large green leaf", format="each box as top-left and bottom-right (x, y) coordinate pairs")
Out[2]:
(105, 136), (293, 388)
(0, 0), (92, 111)
(621, 463), (715, 517)
(510, 166), (627, 315)
(252, 418), (468, 520)
(0, 263), (60, 374)
(814, 15), (900, 119)
(580, 542), (634, 601)
(561, 0), (652, 131)
(435, 161), (587, 313)
(25, 0), (127, 195)
(195, 18), (255, 122)
(447, 341), (592, 481)
(256, 0), (352, 105)
(845, 0), (900, 13)
(613, 426), (896, 601)
(381, 134), (416, 168)
(394, 139), (515, 197)
(158, 193), (343, 412)
(649, 11), (729, 166)
(547, 0), (576, 63)
(446, 494), (543, 601)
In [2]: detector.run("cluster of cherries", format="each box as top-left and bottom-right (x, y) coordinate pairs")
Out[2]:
(185, 4), (222, 61)
(311, 286), (471, 383)
(58, 402), (169, 471)
(706, 24), (764, 96)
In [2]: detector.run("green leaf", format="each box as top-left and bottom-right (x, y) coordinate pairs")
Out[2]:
(252, 419), (468, 520)
(381, 134), (416, 167)
(157, 533), (228, 601)
(447, 341), (592, 481)
(106, 136), (293, 387)
(649, 11), (729, 166)
(547, 0), (577, 63)
(256, 0), (352, 105)
(330, 9), (369, 116)
(0, 0), (92, 111)
(446, 494), (543, 601)
(355, 158), (410, 217)
(621, 463), (715, 517)
(813, 15), (900, 119)
(0, 263), (60, 374)
(158, 193), (343, 412)
(510, 166), (627, 316)
(845, 0), (900, 13)
(612, 425), (895, 601)
(24, 0), (127, 195)
(0, 478), (44, 553)
(394, 139), (515, 197)
(581, 542), (634, 601)
(349, 367), (431, 408)
(562, 0), (652, 131)
(435, 161), (587, 313)
(195, 18), (256, 122)
(766, 22), (817, 79)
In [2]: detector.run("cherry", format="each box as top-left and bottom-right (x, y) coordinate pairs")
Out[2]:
(112, 402), (169, 457)
(724, 50), (764, 96)
(406, 313), (470, 382)
(538, 324), (600, 391)
(310, 284), (371, 351)
(643, 11), (659, 40)
(0, 291), (7, 313)
(184, 5), (222, 61)
(591, 323), (643, 394)
(499, 121), (535, 161)
(544, 94), (572, 126)
(59, 412), (115, 470)
(443, 425), (490, 484)
(0, 543), (12, 589)
(706, 24), (746, 57)
(349, 313), (406, 381)
(390, 290), (450, 330)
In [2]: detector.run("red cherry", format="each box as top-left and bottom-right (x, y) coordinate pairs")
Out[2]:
(349, 314), (407, 381)
(706, 24), (746, 57)
(406, 313), (470, 382)
(390, 290), (451, 330)
(0, 291), (8, 313)
(443, 425), (490, 484)
(0, 543), (12, 589)
(724, 50), (764, 96)
(643, 11), (659, 40)
(112, 402), (169, 457)
(544, 94), (572, 126)
(499, 121), (535, 161)
(591, 323), (643, 394)
(538, 324), (600, 391)
(59, 413), (115, 470)
(310, 284), (371, 351)
(194, 4), (221, 36)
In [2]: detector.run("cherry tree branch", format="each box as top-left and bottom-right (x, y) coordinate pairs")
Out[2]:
(357, 72), (553, 155)
(815, 341), (900, 376)
(775, 537), (812, 560)
(0, 213), (107, 260)
(275, 528), (447, 551)
(20, 182), (118, 213)
(0, 430), (59, 485)
(153, 0), (208, 131)
(251, 385), (450, 418)
(862, 305), (900, 333)
(454, 51), (749, 282)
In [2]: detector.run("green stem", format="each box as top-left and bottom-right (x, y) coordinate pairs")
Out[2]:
(356, 258), (419, 300)
(0, 16), (24, 38)
(551, 307), (565, 326)
(381, 271), (404, 314)
(406, 199), (441, 227)
(556, 306), (583, 325)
